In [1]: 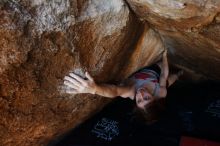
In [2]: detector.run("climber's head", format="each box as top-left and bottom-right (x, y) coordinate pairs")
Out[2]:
(133, 87), (165, 124)
(135, 87), (155, 110)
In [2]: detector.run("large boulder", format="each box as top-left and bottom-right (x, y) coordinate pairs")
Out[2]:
(0, 0), (163, 145)
(127, 0), (220, 80)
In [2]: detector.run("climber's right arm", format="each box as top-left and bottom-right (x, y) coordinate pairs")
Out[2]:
(64, 72), (135, 99)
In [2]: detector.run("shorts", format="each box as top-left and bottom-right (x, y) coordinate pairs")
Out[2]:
(129, 64), (161, 80)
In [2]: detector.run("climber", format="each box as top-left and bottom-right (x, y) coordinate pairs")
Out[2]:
(63, 50), (183, 110)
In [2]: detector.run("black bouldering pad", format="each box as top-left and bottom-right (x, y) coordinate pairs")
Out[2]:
(52, 81), (220, 146)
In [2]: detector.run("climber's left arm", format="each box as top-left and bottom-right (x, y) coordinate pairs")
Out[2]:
(64, 72), (135, 99)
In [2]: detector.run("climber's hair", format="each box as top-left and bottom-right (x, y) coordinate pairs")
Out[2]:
(131, 98), (166, 124)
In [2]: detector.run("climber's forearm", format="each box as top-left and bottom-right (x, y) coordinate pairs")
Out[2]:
(160, 50), (169, 87)
(64, 72), (135, 98)
(94, 83), (135, 99)
(161, 50), (169, 79)
(159, 76), (168, 87)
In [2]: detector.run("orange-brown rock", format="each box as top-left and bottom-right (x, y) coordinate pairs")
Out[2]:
(127, 0), (220, 80)
(4, 0), (220, 145)
(0, 0), (163, 146)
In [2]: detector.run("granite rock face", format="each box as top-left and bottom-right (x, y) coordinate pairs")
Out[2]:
(0, 0), (163, 145)
(3, 0), (219, 145)
(127, 0), (220, 79)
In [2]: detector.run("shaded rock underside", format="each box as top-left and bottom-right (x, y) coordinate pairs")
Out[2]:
(1, 0), (220, 146)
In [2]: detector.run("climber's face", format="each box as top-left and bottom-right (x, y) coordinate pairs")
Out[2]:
(135, 87), (154, 110)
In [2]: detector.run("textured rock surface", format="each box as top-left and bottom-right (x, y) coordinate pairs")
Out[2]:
(0, 0), (164, 145)
(4, 0), (220, 145)
(127, 0), (220, 80)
